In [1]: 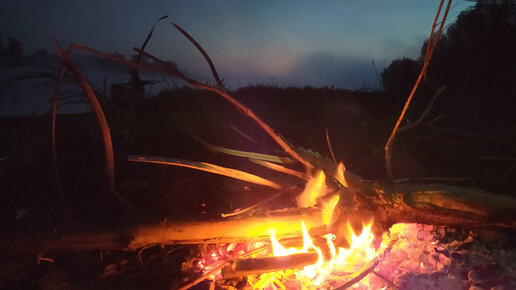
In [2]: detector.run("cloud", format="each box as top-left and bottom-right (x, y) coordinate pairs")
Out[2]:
(280, 52), (385, 90)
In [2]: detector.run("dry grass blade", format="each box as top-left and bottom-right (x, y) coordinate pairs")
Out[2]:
(187, 129), (295, 164)
(128, 155), (282, 189)
(171, 22), (223, 87)
(249, 158), (310, 181)
(134, 15), (168, 64)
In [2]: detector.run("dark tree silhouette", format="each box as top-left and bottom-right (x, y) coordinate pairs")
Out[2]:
(382, 0), (516, 96)
(425, 0), (516, 92)
(380, 57), (421, 96)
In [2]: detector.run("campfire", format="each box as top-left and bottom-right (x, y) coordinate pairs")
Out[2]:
(2, 1), (516, 289)
(173, 168), (468, 289)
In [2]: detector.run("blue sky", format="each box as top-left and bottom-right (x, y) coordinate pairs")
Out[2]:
(1, 0), (473, 89)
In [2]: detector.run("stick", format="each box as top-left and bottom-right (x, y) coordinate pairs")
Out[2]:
(326, 128), (337, 163)
(221, 252), (319, 279)
(51, 64), (69, 219)
(333, 239), (396, 290)
(176, 244), (270, 290)
(384, 0), (452, 179)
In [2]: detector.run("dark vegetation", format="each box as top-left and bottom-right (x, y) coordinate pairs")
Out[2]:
(0, 1), (515, 288)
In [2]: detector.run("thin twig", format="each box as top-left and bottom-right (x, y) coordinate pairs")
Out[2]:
(372, 270), (397, 288)
(176, 244), (270, 290)
(137, 243), (164, 267)
(398, 86), (447, 132)
(134, 15), (168, 65)
(423, 0), (445, 81)
(172, 22), (223, 87)
(325, 128), (337, 163)
(221, 186), (297, 218)
(51, 64), (69, 220)
(177, 262), (226, 290)
(333, 239), (397, 290)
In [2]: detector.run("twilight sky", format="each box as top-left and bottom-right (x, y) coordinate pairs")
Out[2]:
(1, 0), (473, 89)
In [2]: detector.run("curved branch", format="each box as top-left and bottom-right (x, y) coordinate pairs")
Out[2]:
(54, 39), (136, 214)
(399, 86), (447, 132)
(172, 22), (223, 87)
(68, 44), (314, 170)
(134, 48), (314, 170)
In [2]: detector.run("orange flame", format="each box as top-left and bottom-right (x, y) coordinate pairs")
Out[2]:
(260, 220), (378, 288)
(335, 162), (348, 188)
(296, 170), (326, 208)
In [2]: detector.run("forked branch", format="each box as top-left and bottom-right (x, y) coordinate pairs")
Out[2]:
(384, 0), (452, 179)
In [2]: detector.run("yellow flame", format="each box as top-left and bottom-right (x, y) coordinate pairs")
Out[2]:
(263, 220), (378, 288)
(335, 162), (348, 188)
(254, 164), (379, 287)
(296, 170), (326, 208)
(334, 222), (376, 270)
(322, 194), (340, 226)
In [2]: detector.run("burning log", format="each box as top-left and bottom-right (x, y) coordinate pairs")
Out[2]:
(0, 208), (325, 253)
(221, 252), (319, 279)
(351, 180), (516, 230)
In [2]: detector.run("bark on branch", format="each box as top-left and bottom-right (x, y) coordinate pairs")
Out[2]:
(351, 181), (516, 231)
(0, 208), (325, 253)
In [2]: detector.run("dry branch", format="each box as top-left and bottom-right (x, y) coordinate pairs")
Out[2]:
(133, 47), (314, 170)
(384, 0), (452, 179)
(352, 181), (516, 230)
(54, 41), (115, 192)
(221, 252), (319, 279)
(53, 40), (136, 214)
(0, 208), (325, 253)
